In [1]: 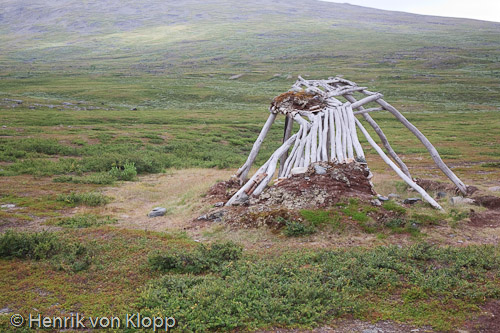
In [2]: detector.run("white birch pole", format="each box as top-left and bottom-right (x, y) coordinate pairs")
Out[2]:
(355, 118), (442, 210)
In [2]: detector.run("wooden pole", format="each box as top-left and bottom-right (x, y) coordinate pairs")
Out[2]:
(279, 115), (294, 176)
(354, 118), (443, 210)
(342, 93), (412, 178)
(236, 112), (277, 183)
(373, 97), (467, 194)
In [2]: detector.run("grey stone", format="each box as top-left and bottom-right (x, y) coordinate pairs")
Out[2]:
(290, 167), (308, 175)
(371, 199), (382, 207)
(388, 193), (400, 200)
(214, 201), (224, 207)
(130, 107), (137, 111)
(377, 195), (389, 201)
(229, 74), (244, 80)
(197, 214), (207, 220)
(437, 191), (447, 199)
(0, 307), (12, 314)
(206, 210), (225, 222)
(313, 164), (327, 175)
(148, 207), (167, 218)
(1, 204), (15, 209)
(488, 186), (500, 192)
(404, 198), (421, 204)
(450, 196), (475, 205)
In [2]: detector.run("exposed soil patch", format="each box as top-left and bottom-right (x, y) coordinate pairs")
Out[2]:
(469, 209), (500, 228)
(473, 195), (500, 210)
(251, 162), (375, 210)
(415, 177), (478, 196)
(464, 300), (500, 332)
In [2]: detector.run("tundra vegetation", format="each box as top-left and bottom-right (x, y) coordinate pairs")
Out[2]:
(1, 0), (500, 331)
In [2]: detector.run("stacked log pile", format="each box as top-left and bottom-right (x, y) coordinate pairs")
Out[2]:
(227, 76), (469, 210)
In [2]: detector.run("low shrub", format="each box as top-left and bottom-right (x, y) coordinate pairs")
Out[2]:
(282, 220), (316, 237)
(0, 230), (92, 272)
(55, 214), (116, 228)
(57, 192), (111, 206)
(148, 241), (243, 274)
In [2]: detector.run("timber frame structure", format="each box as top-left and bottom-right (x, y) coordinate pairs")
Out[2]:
(226, 76), (469, 210)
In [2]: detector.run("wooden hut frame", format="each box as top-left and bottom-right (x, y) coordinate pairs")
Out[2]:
(227, 76), (469, 210)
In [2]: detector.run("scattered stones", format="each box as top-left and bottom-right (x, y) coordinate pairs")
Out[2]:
(450, 196), (475, 206)
(377, 195), (389, 201)
(1, 204), (15, 209)
(388, 193), (399, 200)
(313, 164), (327, 175)
(371, 199), (382, 206)
(437, 191), (447, 199)
(147, 207), (167, 218)
(488, 186), (500, 192)
(403, 198), (421, 205)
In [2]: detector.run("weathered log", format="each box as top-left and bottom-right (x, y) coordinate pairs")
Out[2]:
(333, 107), (344, 162)
(353, 107), (384, 115)
(342, 93), (411, 178)
(342, 105), (354, 159)
(252, 133), (300, 196)
(236, 112), (277, 183)
(279, 115), (294, 176)
(350, 93), (383, 109)
(354, 118), (442, 210)
(345, 104), (365, 159)
(372, 97), (467, 194)
(317, 113), (323, 161)
(322, 110), (329, 160)
(328, 107), (336, 161)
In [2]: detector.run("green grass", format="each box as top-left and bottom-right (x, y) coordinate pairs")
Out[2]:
(53, 214), (117, 228)
(56, 192), (111, 207)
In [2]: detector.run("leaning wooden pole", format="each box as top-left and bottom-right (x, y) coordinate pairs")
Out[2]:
(355, 118), (443, 210)
(373, 97), (468, 195)
(278, 115), (294, 176)
(342, 93), (412, 178)
(236, 112), (277, 184)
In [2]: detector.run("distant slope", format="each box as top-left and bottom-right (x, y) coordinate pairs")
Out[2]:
(1, 0), (499, 72)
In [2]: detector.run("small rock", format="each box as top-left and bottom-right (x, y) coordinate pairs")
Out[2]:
(437, 191), (447, 199)
(450, 196), (475, 205)
(388, 193), (400, 200)
(404, 198), (421, 205)
(0, 307), (12, 314)
(214, 201), (224, 207)
(377, 195), (389, 201)
(130, 107), (137, 111)
(1, 204), (15, 209)
(488, 186), (500, 192)
(229, 74), (244, 80)
(313, 164), (327, 175)
(148, 207), (167, 218)
(304, 176), (310, 181)
(290, 167), (308, 175)
(29, 106), (36, 109)
(355, 156), (367, 164)
(371, 199), (382, 206)
(1, 125), (6, 128)
(206, 210), (225, 222)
